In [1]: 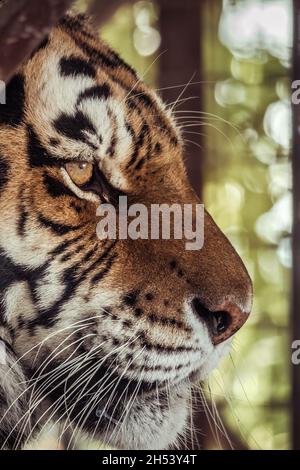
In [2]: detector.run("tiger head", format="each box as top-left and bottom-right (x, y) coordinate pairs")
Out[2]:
(0, 15), (252, 450)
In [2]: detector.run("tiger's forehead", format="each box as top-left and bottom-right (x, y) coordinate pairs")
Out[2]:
(22, 16), (181, 191)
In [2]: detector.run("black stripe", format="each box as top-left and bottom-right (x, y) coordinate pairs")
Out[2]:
(170, 135), (179, 146)
(0, 249), (48, 302)
(135, 92), (155, 109)
(91, 253), (117, 285)
(126, 95), (178, 147)
(59, 14), (95, 40)
(107, 134), (117, 158)
(33, 241), (116, 328)
(0, 74), (25, 127)
(61, 243), (83, 261)
(77, 84), (111, 103)
(61, 241), (90, 262)
(53, 111), (97, 148)
(72, 37), (118, 68)
(60, 253), (73, 263)
(0, 249), (25, 293)
(126, 123), (149, 169)
(139, 332), (200, 354)
(17, 196), (29, 237)
(126, 95), (142, 113)
(37, 214), (83, 235)
(81, 244), (99, 264)
(0, 300), (6, 325)
(70, 240), (116, 282)
(60, 242), (115, 290)
(70, 201), (83, 214)
(59, 56), (96, 79)
(65, 30), (137, 78)
(27, 125), (61, 168)
(43, 173), (74, 198)
(134, 157), (145, 171)
(154, 142), (162, 155)
(61, 251), (75, 263)
(104, 108), (117, 157)
(125, 122), (135, 138)
(50, 233), (85, 256)
(0, 155), (9, 193)
(147, 312), (192, 333)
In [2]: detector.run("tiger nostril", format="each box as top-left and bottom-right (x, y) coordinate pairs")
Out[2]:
(191, 297), (249, 345)
(192, 299), (231, 336)
(211, 311), (231, 336)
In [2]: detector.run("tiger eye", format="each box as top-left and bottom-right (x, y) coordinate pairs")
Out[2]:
(65, 162), (93, 186)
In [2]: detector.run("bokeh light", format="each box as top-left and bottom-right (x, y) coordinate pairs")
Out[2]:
(203, 0), (292, 449)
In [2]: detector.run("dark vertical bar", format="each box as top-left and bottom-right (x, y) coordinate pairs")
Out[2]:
(0, 0), (75, 83)
(158, 0), (203, 197)
(292, 0), (300, 452)
(158, 0), (203, 450)
(88, 0), (135, 27)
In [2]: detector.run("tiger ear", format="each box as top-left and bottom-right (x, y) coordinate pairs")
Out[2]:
(0, 338), (29, 449)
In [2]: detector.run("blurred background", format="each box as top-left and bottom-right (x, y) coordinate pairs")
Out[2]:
(28, 0), (294, 450)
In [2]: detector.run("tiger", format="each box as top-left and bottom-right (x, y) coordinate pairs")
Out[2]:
(0, 13), (253, 450)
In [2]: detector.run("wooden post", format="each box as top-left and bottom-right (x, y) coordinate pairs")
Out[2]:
(158, 0), (204, 450)
(158, 0), (203, 198)
(0, 0), (75, 83)
(87, 0), (135, 27)
(292, 0), (300, 451)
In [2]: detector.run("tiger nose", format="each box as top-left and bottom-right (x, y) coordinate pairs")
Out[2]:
(191, 298), (250, 345)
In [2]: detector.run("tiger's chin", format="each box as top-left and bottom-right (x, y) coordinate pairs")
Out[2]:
(77, 346), (231, 450)
(65, 349), (229, 450)
(81, 382), (190, 450)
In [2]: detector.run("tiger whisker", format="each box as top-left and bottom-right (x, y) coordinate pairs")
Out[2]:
(12, 334), (99, 449)
(7, 314), (105, 381)
(109, 368), (145, 446)
(21, 344), (122, 449)
(67, 335), (141, 447)
(46, 335), (139, 448)
(170, 73), (197, 114)
(0, 332), (95, 448)
(101, 346), (146, 446)
(124, 50), (167, 103)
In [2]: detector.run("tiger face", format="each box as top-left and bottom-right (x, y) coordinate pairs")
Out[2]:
(0, 14), (252, 450)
